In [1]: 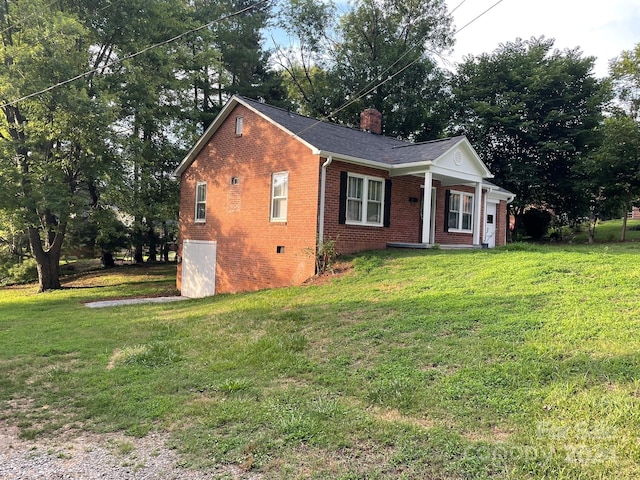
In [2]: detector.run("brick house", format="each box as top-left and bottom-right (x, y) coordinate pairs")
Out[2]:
(174, 96), (514, 297)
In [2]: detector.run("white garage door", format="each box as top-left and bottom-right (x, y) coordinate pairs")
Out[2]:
(182, 240), (217, 298)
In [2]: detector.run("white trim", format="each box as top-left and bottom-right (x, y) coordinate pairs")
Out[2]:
(235, 115), (243, 136)
(270, 171), (288, 222)
(421, 171), (433, 243)
(175, 96), (319, 177)
(473, 181), (482, 245)
(194, 182), (207, 223)
(175, 97), (496, 187)
(345, 172), (385, 227)
(318, 156), (333, 244)
(447, 189), (474, 233)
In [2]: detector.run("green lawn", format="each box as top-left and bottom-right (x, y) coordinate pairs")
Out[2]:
(1, 245), (640, 479)
(569, 218), (640, 243)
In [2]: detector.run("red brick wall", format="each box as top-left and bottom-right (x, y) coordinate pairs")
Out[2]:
(322, 161), (488, 253)
(433, 184), (482, 246)
(322, 161), (423, 253)
(177, 103), (320, 294)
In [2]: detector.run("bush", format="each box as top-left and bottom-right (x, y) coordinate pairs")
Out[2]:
(315, 237), (338, 274)
(522, 208), (552, 240)
(4, 258), (38, 285)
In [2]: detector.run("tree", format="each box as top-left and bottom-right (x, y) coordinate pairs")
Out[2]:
(449, 38), (608, 229)
(275, 0), (454, 139)
(610, 43), (640, 121)
(0, 0), (113, 291)
(582, 115), (640, 241)
(331, 0), (453, 139)
(273, 0), (338, 117)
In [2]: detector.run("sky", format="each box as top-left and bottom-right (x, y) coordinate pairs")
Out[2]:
(443, 0), (640, 77)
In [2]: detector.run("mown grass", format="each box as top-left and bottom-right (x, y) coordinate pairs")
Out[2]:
(1, 244), (640, 478)
(571, 218), (640, 243)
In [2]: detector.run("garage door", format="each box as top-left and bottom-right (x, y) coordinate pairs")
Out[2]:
(182, 240), (217, 298)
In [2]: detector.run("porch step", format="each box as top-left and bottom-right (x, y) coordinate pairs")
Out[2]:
(387, 242), (484, 250)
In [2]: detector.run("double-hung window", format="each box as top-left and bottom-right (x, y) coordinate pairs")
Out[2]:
(271, 172), (288, 221)
(235, 116), (243, 136)
(448, 191), (473, 232)
(195, 182), (207, 222)
(346, 173), (384, 226)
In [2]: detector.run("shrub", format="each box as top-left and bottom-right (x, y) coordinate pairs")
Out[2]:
(4, 258), (38, 285)
(314, 237), (338, 275)
(522, 208), (552, 240)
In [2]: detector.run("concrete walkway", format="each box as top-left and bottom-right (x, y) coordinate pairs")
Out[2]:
(85, 296), (189, 309)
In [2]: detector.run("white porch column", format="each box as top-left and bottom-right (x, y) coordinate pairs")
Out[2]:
(422, 171), (433, 244)
(473, 181), (483, 245)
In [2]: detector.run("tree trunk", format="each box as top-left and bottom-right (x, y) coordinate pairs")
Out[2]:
(133, 218), (144, 263)
(28, 224), (65, 292)
(588, 214), (596, 244)
(162, 221), (169, 262)
(622, 198), (630, 242)
(147, 225), (157, 263)
(101, 251), (115, 268)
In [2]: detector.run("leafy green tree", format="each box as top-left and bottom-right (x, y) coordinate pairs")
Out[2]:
(582, 115), (640, 241)
(331, 0), (453, 139)
(273, 0), (337, 116)
(0, 0), (113, 291)
(449, 37), (608, 228)
(610, 43), (640, 120)
(189, 0), (284, 127)
(275, 0), (453, 139)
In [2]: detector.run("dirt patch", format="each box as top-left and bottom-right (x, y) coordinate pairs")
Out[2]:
(266, 442), (398, 478)
(0, 418), (261, 479)
(368, 406), (435, 430)
(303, 260), (354, 286)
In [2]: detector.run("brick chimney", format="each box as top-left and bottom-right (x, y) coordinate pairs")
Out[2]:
(360, 107), (382, 135)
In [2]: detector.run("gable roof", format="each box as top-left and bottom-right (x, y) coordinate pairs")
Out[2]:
(175, 95), (491, 177)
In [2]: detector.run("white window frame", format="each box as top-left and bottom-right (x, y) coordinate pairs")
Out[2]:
(345, 173), (385, 227)
(448, 190), (474, 233)
(270, 171), (288, 222)
(195, 182), (207, 223)
(235, 116), (243, 136)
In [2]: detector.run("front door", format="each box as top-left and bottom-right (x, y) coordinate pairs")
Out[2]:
(485, 202), (497, 248)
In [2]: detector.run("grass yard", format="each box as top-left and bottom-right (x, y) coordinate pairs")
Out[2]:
(1, 244), (640, 479)
(572, 218), (640, 243)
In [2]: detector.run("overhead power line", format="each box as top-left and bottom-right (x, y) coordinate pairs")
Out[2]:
(455, 0), (504, 34)
(0, 0), (59, 37)
(292, 0), (505, 136)
(0, 0), (271, 109)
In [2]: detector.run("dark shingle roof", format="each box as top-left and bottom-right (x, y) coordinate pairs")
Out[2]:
(240, 96), (464, 166)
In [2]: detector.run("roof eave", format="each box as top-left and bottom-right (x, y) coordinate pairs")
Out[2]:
(175, 95), (321, 177)
(315, 150), (396, 170)
(174, 96), (242, 177)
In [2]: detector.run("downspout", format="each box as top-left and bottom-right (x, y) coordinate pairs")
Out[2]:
(318, 156), (333, 245)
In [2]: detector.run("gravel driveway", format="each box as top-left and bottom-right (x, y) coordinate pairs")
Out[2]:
(0, 423), (260, 480)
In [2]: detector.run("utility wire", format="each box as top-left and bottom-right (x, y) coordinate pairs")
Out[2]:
(292, 0), (505, 136)
(455, 0), (504, 34)
(3, 0), (127, 57)
(0, 0), (271, 109)
(449, 0), (468, 15)
(0, 0), (59, 36)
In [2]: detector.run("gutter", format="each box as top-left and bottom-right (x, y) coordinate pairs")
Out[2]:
(318, 156), (333, 245)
